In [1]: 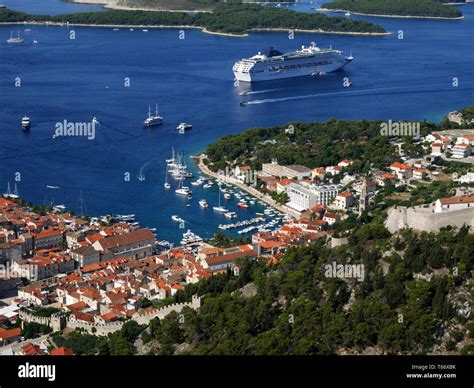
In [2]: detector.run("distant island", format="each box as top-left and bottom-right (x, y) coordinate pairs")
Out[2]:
(0, 4), (388, 36)
(66, 0), (297, 12)
(323, 0), (464, 19)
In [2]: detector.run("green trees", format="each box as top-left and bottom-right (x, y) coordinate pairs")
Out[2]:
(151, 225), (471, 355)
(325, 0), (463, 18)
(270, 191), (289, 205)
(206, 119), (401, 173)
(21, 322), (52, 339)
(0, 4), (386, 34)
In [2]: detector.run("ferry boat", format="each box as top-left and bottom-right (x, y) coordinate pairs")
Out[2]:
(7, 31), (24, 44)
(144, 104), (163, 127)
(233, 42), (353, 83)
(21, 116), (30, 130)
(199, 199), (208, 208)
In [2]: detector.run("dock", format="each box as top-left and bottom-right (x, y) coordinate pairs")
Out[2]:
(193, 154), (302, 220)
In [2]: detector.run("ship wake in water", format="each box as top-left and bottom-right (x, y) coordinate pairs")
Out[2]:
(242, 82), (474, 106)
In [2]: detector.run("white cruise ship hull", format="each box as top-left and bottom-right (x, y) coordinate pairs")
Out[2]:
(233, 43), (353, 83)
(234, 58), (351, 83)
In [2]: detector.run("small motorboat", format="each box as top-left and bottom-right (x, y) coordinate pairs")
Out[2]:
(176, 123), (192, 132)
(21, 116), (30, 130)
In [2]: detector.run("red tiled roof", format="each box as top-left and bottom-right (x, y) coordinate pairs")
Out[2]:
(391, 162), (411, 170)
(96, 229), (154, 250)
(0, 327), (21, 340)
(51, 346), (74, 356)
(439, 196), (474, 205)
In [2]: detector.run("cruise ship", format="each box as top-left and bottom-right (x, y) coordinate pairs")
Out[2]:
(233, 42), (353, 83)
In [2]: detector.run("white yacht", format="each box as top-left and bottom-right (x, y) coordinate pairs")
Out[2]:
(175, 177), (192, 198)
(176, 123), (192, 132)
(21, 116), (30, 130)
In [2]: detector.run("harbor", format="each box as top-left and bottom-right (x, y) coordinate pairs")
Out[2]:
(194, 154), (302, 219)
(1, 2), (472, 244)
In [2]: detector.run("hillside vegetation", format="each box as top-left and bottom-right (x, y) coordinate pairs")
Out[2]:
(149, 226), (473, 355)
(0, 4), (387, 35)
(324, 0), (463, 18)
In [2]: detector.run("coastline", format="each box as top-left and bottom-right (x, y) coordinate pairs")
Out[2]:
(249, 27), (390, 36)
(65, 0), (213, 13)
(0, 21), (388, 37)
(320, 8), (465, 20)
(193, 154), (302, 220)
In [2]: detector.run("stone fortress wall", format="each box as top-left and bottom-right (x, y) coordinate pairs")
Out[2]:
(385, 205), (474, 234)
(19, 295), (201, 335)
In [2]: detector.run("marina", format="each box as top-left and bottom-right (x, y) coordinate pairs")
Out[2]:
(0, 1), (472, 244)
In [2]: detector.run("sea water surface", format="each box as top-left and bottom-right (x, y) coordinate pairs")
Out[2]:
(0, 0), (473, 243)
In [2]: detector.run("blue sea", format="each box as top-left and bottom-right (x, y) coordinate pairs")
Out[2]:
(0, 0), (473, 243)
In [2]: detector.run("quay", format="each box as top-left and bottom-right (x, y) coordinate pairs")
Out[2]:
(193, 154), (302, 220)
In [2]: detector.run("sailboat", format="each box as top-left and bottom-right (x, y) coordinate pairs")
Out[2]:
(164, 168), (171, 189)
(7, 30), (24, 44)
(144, 104), (163, 127)
(213, 188), (227, 213)
(4, 182), (19, 199)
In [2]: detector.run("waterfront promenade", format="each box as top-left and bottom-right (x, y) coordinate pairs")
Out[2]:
(194, 154), (302, 220)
